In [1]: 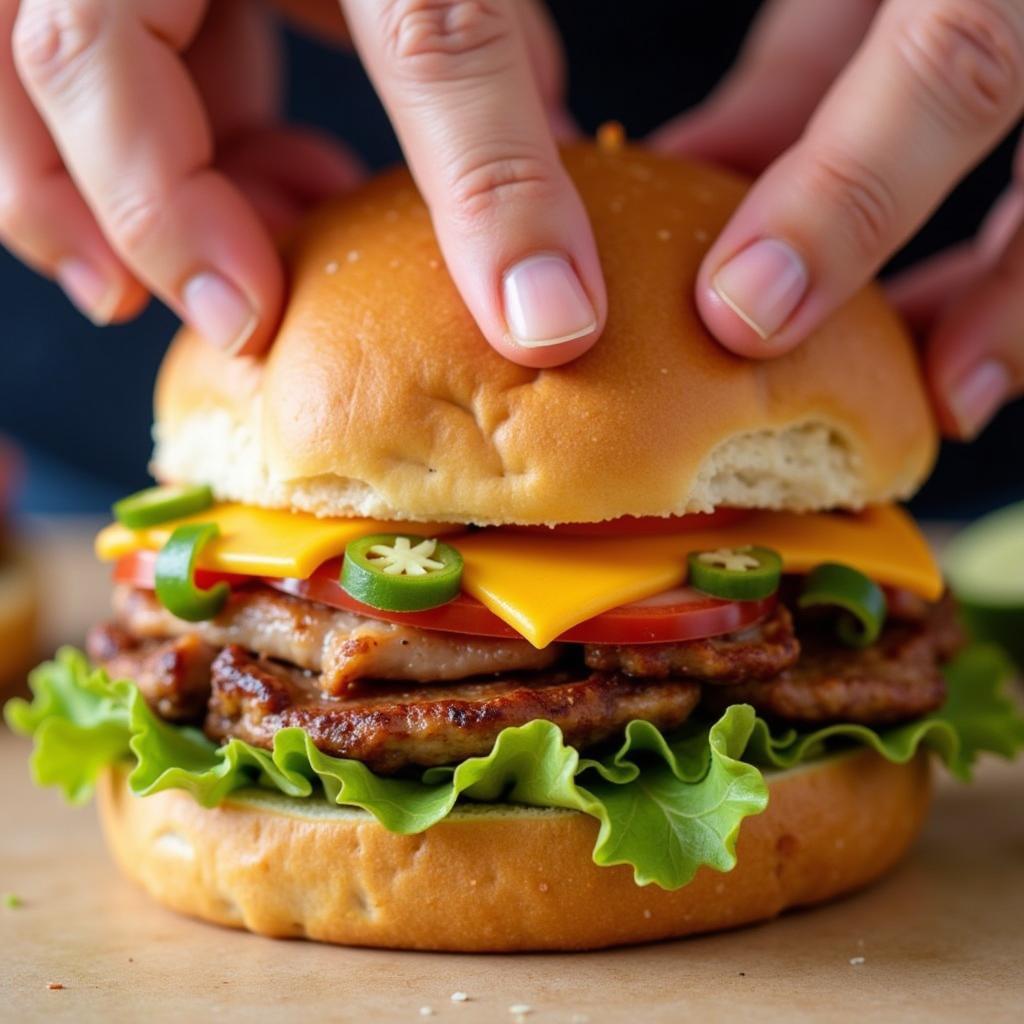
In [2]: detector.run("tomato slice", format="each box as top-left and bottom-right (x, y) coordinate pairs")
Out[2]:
(267, 559), (774, 645)
(114, 550), (775, 646)
(504, 507), (750, 537)
(113, 548), (252, 592)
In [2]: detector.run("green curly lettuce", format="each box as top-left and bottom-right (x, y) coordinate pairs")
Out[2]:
(5, 644), (1022, 890)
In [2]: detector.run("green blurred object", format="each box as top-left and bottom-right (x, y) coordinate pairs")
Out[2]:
(944, 502), (1024, 668)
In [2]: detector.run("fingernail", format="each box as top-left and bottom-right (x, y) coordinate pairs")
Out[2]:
(949, 359), (1011, 440)
(183, 272), (258, 355)
(56, 258), (120, 326)
(502, 253), (597, 348)
(712, 238), (808, 339)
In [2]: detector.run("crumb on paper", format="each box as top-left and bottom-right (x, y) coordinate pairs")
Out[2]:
(47, 983), (64, 991)
(508, 1005), (532, 1015)
(419, 1008), (435, 1017)
(4, 893), (22, 909)
(451, 992), (469, 1003)
(849, 956), (866, 966)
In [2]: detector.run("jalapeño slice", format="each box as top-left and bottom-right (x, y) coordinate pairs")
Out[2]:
(154, 522), (229, 622)
(687, 545), (782, 600)
(113, 483), (213, 529)
(798, 562), (886, 648)
(340, 534), (464, 612)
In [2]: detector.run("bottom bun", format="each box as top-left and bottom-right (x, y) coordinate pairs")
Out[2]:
(0, 555), (38, 692)
(97, 749), (931, 952)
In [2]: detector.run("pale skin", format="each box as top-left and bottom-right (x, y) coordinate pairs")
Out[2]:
(2, 0), (1023, 437)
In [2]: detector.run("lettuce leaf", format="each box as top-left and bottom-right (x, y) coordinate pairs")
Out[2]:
(5, 644), (1022, 890)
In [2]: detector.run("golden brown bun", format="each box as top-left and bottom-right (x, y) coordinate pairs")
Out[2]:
(152, 143), (936, 525)
(97, 749), (930, 952)
(0, 554), (38, 692)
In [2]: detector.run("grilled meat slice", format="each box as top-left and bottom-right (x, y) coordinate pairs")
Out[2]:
(204, 645), (701, 773)
(583, 605), (799, 681)
(87, 622), (217, 721)
(702, 598), (964, 726)
(112, 584), (560, 695)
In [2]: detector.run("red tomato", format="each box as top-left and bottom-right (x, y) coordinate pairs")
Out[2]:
(115, 550), (774, 645)
(266, 559), (774, 645)
(112, 549), (253, 592)
(504, 507), (750, 537)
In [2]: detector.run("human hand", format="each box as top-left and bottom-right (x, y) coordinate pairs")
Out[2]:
(1, 0), (604, 368)
(652, 0), (1024, 439)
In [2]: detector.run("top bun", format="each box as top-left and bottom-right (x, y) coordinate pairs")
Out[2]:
(152, 142), (936, 525)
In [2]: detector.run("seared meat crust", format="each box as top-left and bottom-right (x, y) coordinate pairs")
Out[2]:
(204, 645), (701, 773)
(87, 623), (216, 721)
(112, 584), (560, 695)
(583, 605), (799, 681)
(701, 598), (964, 726)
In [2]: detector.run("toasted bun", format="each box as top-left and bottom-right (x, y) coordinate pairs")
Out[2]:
(0, 554), (38, 692)
(152, 143), (936, 526)
(97, 749), (930, 952)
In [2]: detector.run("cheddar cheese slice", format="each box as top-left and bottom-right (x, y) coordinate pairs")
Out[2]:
(96, 502), (943, 649)
(95, 504), (461, 579)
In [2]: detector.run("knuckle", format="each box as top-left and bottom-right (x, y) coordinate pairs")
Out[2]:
(13, 0), (107, 88)
(381, 0), (511, 81)
(104, 191), (166, 259)
(897, 0), (1024, 131)
(804, 148), (899, 258)
(446, 147), (561, 223)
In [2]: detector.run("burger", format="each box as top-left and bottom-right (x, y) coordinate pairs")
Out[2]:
(7, 142), (1023, 952)
(0, 437), (37, 690)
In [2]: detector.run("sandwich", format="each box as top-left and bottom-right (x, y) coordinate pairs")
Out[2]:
(8, 142), (1023, 951)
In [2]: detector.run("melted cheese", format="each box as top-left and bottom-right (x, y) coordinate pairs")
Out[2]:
(96, 503), (943, 649)
(95, 504), (461, 578)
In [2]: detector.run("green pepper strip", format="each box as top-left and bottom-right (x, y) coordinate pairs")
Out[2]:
(154, 523), (229, 622)
(798, 562), (886, 648)
(113, 483), (213, 529)
(687, 545), (782, 601)
(341, 534), (464, 612)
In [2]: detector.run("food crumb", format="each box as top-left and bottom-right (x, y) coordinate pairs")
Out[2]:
(346, 250), (360, 263)
(47, 983), (64, 991)
(3, 893), (22, 909)
(738, 971), (746, 977)
(849, 956), (866, 966)
(419, 1008), (435, 1017)
(642, 909), (652, 919)
(508, 1005), (532, 1015)
(694, 229), (710, 243)
(324, 260), (339, 275)
(451, 991), (469, 1003)
(656, 228), (672, 241)
(538, 883), (549, 893)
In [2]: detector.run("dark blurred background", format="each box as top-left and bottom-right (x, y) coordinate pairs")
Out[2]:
(1, 1), (1020, 517)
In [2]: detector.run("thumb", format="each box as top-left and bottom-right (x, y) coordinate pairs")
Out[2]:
(696, 0), (1024, 358)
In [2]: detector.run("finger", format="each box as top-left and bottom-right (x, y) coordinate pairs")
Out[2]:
(219, 126), (365, 236)
(651, 0), (875, 173)
(888, 174), (1024, 322)
(925, 216), (1024, 439)
(696, 0), (1024, 358)
(14, 0), (283, 355)
(342, 0), (603, 368)
(0, 0), (145, 322)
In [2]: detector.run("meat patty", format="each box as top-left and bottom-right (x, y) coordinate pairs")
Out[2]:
(112, 585), (560, 695)
(204, 645), (701, 773)
(87, 623), (216, 721)
(701, 598), (964, 726)
(583, 605), (799, 681)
